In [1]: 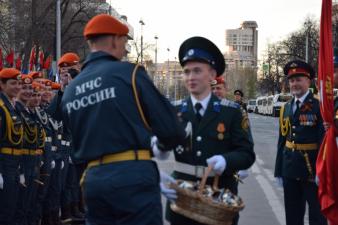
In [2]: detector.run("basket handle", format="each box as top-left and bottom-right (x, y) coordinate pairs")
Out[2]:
(198, 165), (220, 193)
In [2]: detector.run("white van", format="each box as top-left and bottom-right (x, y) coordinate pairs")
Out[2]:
(256, 96), (268, 115)
(247, 99), (256, 113)
(266, 95), (274, 116)
(269, 93), (293, 117)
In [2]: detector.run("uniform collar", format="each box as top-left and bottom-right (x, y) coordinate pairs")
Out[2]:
(294, 90), (310, 104)
(82, 51), (119, 69)
(190, 93), (211, 111)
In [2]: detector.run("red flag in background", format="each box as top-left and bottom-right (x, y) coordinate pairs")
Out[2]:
(15, 55), (22, 71)
(39, 47), (44, 70)
(316, 0), (338, 224)
(29, 46), (36, 71)
(43, 55), (52, 70)
(5, 49), (14, 67)
(0, 48), (3, 71)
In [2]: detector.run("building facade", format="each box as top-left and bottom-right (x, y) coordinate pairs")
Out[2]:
(225, 21), (258, 69)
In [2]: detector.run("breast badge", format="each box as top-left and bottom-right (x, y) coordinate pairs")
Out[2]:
(217, 122), (225, 140)
(175, 145), (184, 154)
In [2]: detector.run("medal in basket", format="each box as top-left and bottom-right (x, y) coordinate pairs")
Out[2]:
(169, 165), (245, 225)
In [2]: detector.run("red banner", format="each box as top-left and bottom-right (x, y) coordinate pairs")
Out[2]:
(29, 46), (36, 71)
(15, 55), (22, 71)
(5, 49), (14, 67)
(39, 47), (44, 68)
(316, 0), (338, 224)
(43, 55), (52, 70)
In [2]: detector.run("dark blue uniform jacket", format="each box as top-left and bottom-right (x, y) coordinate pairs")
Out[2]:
(60, 51), (185, 162)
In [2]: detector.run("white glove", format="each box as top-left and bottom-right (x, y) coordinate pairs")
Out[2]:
(0, 173), (3, 189)
(185, 122), (192, 137)
(315, 176), (319, 186)
(275, 177), (283, 188)
(206, 155), (226, 175)
(61, 160), (64, 169)
(69, 156), (73, 164)
(40, 161), (44, 167)
(19, 174), (26, 187)
(151, 136), (170, 160)
(160, 171), (177, 202)
(238, 170), (249, 180)
(51, 160), (56, 169)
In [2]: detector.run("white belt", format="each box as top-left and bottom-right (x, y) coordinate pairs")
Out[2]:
(45, 137), (52, 142)
(57, 134), (62, 140)
(174, 162), (215, 178)
(51, 146), (57, 151)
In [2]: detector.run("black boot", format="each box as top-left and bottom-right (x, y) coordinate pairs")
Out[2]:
(50, 210), (62, 225)
(60, 205), (72, 224)
(71, 202), (84, 219)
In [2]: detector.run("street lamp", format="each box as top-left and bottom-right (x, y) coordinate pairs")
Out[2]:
(139, 19), (145, 65)
(154, 35), (158, 85)
(166, 48), (170, 99)
(174, 57), (177, 101)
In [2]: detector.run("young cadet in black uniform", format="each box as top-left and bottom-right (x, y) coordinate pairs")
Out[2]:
(0, 68), (25, 225)
(164, 36), (255, 225)
(274, 60), (327, 225)
(60, 14), (185, 225)
(44, 82), (65, 225)
(14, 75), (39, 225)
(32, 79), (55, 225)
(26, 81), (46, 225)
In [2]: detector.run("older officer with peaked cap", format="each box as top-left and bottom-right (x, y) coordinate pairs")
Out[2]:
(164, 36), (255, 225)
(60, 14), (186, 225)
(274, 60), (327, 225)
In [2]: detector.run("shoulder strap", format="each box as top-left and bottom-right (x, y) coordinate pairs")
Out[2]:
(131, 64), (152, 131)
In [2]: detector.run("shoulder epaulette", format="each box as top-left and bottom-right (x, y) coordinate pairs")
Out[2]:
(220, 99), (240, 109)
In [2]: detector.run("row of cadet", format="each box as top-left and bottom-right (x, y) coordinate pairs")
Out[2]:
(0, 52), (85, 225)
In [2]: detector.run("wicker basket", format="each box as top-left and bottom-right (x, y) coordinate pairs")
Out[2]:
(169, 165), (245, 225)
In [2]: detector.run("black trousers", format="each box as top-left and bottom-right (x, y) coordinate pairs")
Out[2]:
(283, 178), (327, 225)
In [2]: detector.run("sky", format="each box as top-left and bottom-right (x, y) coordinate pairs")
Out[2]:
(109, 0), (322, 63)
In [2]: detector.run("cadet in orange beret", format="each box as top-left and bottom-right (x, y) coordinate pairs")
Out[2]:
(211, 76), (226, 99)
(55, 52), (84, 222)
(58, 52), (80, 92)
(15, 74), (43, 225)
(0, 68), (26, 225)
(60, 13), (185, 225)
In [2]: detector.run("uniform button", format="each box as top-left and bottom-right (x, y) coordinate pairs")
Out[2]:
(292, 133), (295, 136)
(196, 151), (202, 157)
(196, 136), (202, 141)
(292, 126), (296, 129)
